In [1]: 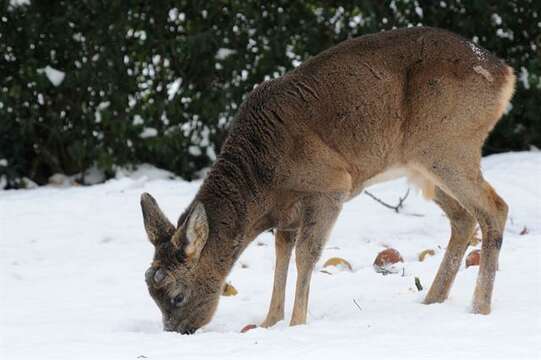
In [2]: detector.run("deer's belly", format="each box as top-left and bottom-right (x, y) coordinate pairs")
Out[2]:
(348, 165), (436, 201)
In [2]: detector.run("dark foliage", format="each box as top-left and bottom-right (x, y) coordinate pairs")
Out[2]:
(1, 0), (539, 188)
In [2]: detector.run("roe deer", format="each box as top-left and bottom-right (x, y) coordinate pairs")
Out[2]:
(140, 27), (515, 334)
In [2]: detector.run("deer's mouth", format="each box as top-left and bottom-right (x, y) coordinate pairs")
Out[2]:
(167, 326), (197, 335)
(163, 321), (197, 335)
(180, 327), (197, 335)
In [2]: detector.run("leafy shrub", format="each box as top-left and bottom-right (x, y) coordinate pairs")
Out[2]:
(1, 0), (539, 188)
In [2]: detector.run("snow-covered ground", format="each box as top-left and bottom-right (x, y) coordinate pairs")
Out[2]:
(1, 152), (540, 360)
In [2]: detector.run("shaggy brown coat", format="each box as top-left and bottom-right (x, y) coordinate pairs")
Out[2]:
(141, 27), (515, 334)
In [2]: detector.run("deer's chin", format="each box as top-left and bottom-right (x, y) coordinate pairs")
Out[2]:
(163, 317), (198, 334)
(164, 324), (198, 335)
(162, 313), (208, 335)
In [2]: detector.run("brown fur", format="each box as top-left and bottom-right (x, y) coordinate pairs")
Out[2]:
(140, 27), (515, 333)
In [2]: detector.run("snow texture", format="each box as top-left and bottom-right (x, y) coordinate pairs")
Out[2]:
(520, 66), (530, 90)
(9, 0), (29, 7)
(167, 78), (182, 101)
(215, 48), (236, 60)
(491, 13), (503, 26)
(39, 65), (66, 87)
(132, 115), (144, 126)
(1, 152), (540, 359)
(140, 127), (158, 139)
(468, 41), (487, 62)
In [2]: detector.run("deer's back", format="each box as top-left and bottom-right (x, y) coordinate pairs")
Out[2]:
(227, 27), (514, 198)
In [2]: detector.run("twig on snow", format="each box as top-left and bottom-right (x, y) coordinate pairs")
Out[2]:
(364, 188), (410, 213)
(353, 298), (362, 312)
(415, 277), (423, 291)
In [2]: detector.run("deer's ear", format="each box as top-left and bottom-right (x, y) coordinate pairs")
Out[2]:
(182, 201), (209, 260)
(140, 193), (175, 246)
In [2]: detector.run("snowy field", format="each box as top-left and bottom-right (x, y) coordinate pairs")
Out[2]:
(1, 152), (540, 360)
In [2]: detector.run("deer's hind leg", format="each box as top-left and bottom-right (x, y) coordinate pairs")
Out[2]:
(413, 151), (508, 314)
(424, 186), (477, 304)
(261, 230), (296, 328)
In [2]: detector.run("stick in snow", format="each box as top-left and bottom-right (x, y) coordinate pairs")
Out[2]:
(415, 277), (423, 291)
(353, 298), (362, 312)
(364, 188), (410, 213)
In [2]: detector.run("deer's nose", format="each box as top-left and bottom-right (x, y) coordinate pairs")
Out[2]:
(163, 318), (197, 335)
(180, 327), (197, 335)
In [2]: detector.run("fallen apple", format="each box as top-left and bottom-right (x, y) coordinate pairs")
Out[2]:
(240, 324), (257, 333)
(323, 257), (353, 271)
(418, 249), (435, 262)
(373, 248), (404, 274)
(465, 249), (480, 268)
(222, 282), (238, 296)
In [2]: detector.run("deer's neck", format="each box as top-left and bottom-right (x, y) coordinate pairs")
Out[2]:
(195, 151), (275, 277)
(194, 92), (292, 277)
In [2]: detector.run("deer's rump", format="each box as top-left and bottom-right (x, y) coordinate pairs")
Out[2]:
(289, 27), (513, 158)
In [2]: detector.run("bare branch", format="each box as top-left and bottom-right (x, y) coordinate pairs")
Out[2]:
(364, 188), (410, 213)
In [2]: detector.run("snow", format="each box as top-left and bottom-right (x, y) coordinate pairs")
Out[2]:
(140, 127), (158, 138)
(496, 28), (514, 40)
(468, 41), (487, 61)
(520, 66), (530, 90)
(415, 6), (424, 18)
(1, 152), (540, 359)
(188, 145), (202, 156)
(132, 115), (144, 126)
(47, 167), (106, 187)
(215, 48), (236, 60)
(39, 65), (66, 87)
(167, 78), (182, 101)
(114, 164), (177, 182)
(9, 0), (30, 7)
(491, 13), (503, 26)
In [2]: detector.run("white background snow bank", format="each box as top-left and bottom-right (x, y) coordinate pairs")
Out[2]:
(1, 152), (540, 359)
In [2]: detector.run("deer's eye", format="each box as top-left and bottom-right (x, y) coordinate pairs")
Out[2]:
(171, 294), (184, 307)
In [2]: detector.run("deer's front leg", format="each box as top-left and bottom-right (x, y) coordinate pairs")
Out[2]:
(261, 230), (296, 328)
(290, 194), (343, 326)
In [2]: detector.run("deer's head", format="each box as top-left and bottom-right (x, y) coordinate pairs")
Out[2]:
(140, 193), (222, 334)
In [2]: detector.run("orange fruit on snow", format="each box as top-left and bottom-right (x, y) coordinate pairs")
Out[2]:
(240, 324), (257, 333)
(465, 249), (500, 270)
(222, 283), (238, 296)
(465, 249), (481, 268)
(374, 248), (403, 267)
(418, 249), (436, 262)
(373, 248), (404, 274)
(323, 257), (353, 271)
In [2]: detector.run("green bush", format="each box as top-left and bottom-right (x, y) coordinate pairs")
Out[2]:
(1, 0), (539, 188)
